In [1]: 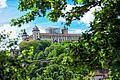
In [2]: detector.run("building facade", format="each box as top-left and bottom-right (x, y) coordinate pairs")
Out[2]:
(22, 26), (81, 42)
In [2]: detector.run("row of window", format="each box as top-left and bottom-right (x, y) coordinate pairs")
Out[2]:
(40, 36), (79, 39)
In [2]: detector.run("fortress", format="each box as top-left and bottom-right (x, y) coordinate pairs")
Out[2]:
(22, 26), (81, 42)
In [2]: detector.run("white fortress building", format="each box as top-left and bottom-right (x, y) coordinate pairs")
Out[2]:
(22, 26), (81, 42)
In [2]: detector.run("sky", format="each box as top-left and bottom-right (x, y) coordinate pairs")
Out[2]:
(0, 0), (98, 38)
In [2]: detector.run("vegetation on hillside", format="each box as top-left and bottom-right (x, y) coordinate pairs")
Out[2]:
(0, 0), (120, 80)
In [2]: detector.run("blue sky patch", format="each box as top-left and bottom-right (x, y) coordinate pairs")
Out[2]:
(0, 0), (96, 38)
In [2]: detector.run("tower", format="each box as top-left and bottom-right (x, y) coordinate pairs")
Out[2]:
(32, 25), (40, 40)
(22, 29), (28, 40)
(62, 26), (68, 34)
(46, 27), (60, 34)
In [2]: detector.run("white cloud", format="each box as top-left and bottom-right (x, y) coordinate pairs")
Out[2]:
(0, 24), (22, 39)
(37, 26), (46, 33)
(80, 6), (101, 25)
(58, 4), (75, 22)
(59, 4), (101, 26)
(64, 4), (75, 12)
(62, 4), (82, 13)
(0, 24), (46, 50)
(0, 0), (7, 8)
(0, 24), (46, 39)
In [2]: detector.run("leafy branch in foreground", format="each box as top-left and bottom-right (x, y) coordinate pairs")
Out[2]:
(9, 0), (120, 79)
(11, 0), (102, 26)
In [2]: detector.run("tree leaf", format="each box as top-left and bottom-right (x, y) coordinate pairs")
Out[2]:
(76, 0), (84, 3)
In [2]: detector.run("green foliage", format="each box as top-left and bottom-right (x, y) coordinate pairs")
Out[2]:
(19, 40), (51, 53)
(2, 0), (120, 79)
(0, 49), (32, 80)
(75, 0), (84, 3)
(11, 0), (92, 26)
(19, 40), (39, 50)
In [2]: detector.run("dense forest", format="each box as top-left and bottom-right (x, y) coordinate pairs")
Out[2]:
(0, 40), (81, 80)
(0, 0), (120, 80)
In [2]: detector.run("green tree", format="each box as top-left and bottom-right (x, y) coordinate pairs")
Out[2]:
(19, 40), (51, 53)
(10, 0), (120, 79)
(0, 48), (34, 80)
(30, 43), (80, 80)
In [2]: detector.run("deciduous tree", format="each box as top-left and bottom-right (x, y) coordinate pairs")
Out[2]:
(10, 0), (120, 79)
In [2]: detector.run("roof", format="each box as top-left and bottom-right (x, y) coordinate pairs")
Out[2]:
(22, 29), (28, 36)
(39, 33), (81, 37)
(32, 25), (40, 31)
(94, 70), (108, 79)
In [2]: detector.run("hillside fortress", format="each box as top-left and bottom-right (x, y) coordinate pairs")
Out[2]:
(22, 26), (81, 42)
